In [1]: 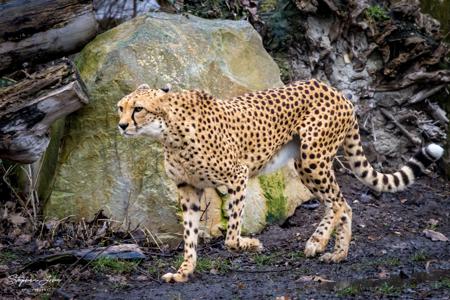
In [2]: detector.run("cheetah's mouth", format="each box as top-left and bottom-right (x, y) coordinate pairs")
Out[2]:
(119, 127), (139, 137)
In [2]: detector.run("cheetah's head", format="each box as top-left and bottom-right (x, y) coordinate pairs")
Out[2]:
(117, 83), (171, 140)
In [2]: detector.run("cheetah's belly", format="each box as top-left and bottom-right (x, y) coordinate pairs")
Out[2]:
(258, 135), (300, 175)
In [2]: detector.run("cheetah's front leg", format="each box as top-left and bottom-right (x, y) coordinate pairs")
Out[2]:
(162, 185), (202, 283)
(224, 165), (263, 252)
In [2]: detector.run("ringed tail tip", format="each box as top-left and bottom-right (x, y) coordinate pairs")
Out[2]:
(425, 144), (444, 161)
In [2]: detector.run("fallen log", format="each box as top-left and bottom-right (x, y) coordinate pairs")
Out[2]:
(377, 70), (450, 91)
(0, 59), (89, 164)
(380, 108), (422, 145)
(407, 84), (445, 105)
(0, 0), (97, 73)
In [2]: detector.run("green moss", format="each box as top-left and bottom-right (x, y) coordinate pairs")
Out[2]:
(197, 257), (231, 273)
(92, 257), (139, 274)
(0, 77), (16, 88)
(38, 118), (66, 205)
(220, 195), (229, 230)
(365, 5), (390, 22)
(272, 53), (293, 84)
(258, 172), (287, 224)
(75, 29), (118, 84)
(369, 257), (400, 267)
(411, 250), (428, 262)
(336, 286), (361, 297)
(148, 258), (167, 277)
(433, 278), (450, 289)
(259, 0), (277, 13)
(287, 251), (305, 260)
(384, 257), (401, 267)
(170, 255), (230, 274)
(252, 253), (279, 266)
(0, 250), (17, 263)
(421, 0), (450, 43)
(377, 282), (401, 296)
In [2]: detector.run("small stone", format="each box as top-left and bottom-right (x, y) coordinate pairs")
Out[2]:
(343, 53), (351, 64)
(423, 229), (448, 242)
(136, 275), (148, 281)
(210, 268), (218, 275)
(427, 219), (439, 227)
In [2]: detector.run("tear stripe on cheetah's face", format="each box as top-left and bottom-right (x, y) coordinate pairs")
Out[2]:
(117, 80), (443, 283)
(116, 84), (168, 140)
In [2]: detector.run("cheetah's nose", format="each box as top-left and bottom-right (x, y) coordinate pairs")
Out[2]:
(118, 123), (128, 130)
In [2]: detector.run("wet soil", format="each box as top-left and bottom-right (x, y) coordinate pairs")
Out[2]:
(2, 172), (450, 299)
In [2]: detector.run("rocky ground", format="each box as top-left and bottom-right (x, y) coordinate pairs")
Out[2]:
(1, 171), (449, 299)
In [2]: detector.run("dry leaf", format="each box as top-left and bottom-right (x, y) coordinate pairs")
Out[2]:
(36, 239), (50, 250)
(427, 219), (439, 226)
(423, 229), (448, 242)
(276, 296), (291, 300)
(297, 275), (334, 283)
(136, 275), (148, 281)
(210, 268), (219, 275)
(425, 259), (438, 273)
(378, 268), (389, 279)
(368, 235), (380, 241)
(9, 214), (26, 225)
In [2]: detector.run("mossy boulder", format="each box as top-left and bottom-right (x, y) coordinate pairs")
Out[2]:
(44, 12), (312, 246)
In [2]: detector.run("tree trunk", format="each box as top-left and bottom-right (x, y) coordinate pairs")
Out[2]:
(0, 0), (97, 74)
(0, 59), (89, 163)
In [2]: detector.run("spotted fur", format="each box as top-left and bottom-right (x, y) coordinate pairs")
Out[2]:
(117, 81), (443, 282)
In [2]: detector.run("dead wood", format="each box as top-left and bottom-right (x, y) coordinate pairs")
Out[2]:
(407, 85), (445, 105)
(377, 70), (450, 91)
(0, 59), (88, 164)
(425, 100), (449, 125)
(380, 108), (422, 145)
(0, 0), (97, 73)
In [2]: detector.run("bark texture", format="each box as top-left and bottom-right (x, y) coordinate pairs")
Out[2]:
(0, 60), (89, 163)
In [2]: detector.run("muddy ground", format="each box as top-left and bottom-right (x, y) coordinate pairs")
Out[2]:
(1, 172), (449, 299)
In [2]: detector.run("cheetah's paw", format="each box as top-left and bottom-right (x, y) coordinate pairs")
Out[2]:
(161, 272), (189, 283)
(319, 251), (347, 263)
(304, 238), (326, 257)
(240, 237), (264, 252)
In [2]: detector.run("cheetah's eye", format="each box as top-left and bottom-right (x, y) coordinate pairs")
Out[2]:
(134, 107), (143, 112)
(119, 106), (123, 112)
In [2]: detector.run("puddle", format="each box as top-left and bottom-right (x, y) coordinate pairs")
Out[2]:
(323, 268), (450, 292)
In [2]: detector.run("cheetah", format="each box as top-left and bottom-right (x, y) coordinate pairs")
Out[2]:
(117, 81), (443, 283)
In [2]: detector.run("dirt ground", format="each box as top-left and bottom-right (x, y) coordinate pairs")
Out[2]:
(1, 172), (449, 299)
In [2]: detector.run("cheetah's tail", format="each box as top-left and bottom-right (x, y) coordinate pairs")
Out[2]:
(343, 121), (443, 193)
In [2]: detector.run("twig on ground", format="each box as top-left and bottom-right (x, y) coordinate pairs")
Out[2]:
(407, 85), (445, 105)
(200, 199), (211, 222)
(1, 164), (34, 221)
(334, 156), (352, 174)
(380, 108), (422, 145)
(425, 100), (449, 125)
(143, 225), (161, 251)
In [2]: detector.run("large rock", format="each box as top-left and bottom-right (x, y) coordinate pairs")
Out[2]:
(44, 12), (312, 246)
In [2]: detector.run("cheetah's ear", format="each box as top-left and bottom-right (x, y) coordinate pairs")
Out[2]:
(137, 84), (150, 90)
(161, 83), (171, 93)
